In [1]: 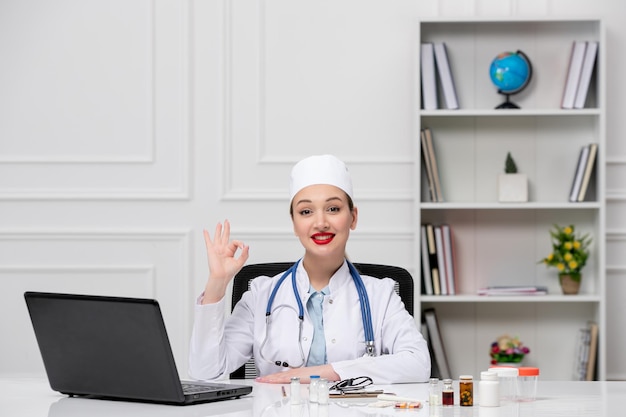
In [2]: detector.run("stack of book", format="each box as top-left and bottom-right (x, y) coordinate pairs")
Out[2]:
(420, 128), (443, 202)
(561, 40), (599, 109)
(420, 223), (456, 296)
(421, 42), (459, 110)
(569, 143), (598, 202)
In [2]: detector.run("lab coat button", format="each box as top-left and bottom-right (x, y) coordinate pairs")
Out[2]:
(331, 339), (336, 344)
(329, 299), (333, 304)
(303, 337), (308, 341)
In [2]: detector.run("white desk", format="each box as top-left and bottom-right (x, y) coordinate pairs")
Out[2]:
(1, 376), (625, 416)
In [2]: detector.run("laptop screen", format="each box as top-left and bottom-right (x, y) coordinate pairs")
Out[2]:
(25, 292), (188, 403)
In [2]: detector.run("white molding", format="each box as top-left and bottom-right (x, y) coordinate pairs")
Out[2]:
(0, 0), (190, 202)
(0, 228), (191, 241)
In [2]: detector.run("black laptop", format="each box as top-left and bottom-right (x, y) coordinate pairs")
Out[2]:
(24, 291), (252, 405)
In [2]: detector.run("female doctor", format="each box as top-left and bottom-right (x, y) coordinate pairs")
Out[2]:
(189, 155), (431, 384)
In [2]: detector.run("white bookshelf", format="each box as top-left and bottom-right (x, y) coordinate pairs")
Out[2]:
(415, 18), (606, 381)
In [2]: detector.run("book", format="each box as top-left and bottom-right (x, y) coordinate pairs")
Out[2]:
(421, 317), (440, 378)
(425, 224), (441, 295)
(569, 145), (590, 202)
(423, 308), (452, 379)
(420, 225), (434, 295)
(573, 327), (590, 380)
(421, 43), (438, 110)
(574, 41), (599, 109)
(423, 128), (444, 202)
(441, 224), (456, 295)
(561, 41), (587, 109)
(434, 226), (448, 295)
(577, 143), (598, 201)
(433, 42), (459, 110)
(477, 286), (548, 296)
(420, 129), (437, 202)
(585, 321), (599, 381)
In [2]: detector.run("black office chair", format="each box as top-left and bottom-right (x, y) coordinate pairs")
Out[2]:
(229, 262), (415, 379)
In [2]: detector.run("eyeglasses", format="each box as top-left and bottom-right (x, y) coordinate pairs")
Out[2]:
(329, 376), (373, 392)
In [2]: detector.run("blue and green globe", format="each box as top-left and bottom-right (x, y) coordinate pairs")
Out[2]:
(489, 50), (532, 109)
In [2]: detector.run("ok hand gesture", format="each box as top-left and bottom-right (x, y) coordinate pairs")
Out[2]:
(201, 220), (249, 304)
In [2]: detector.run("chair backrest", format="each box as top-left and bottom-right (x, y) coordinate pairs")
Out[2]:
(229, 262), (415, 379)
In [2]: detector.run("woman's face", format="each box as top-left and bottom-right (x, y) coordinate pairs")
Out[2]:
(291, 184), (358, 258)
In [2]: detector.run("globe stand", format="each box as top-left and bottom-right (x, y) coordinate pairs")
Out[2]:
(495, 92), (520, 109)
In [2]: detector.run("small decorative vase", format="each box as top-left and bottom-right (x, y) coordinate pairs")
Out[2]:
(495, 362), (522, 368)
(498, 173), (528, 202)
(559, 274), (581, 295)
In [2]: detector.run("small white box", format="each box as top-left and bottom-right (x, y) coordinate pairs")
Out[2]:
(498, 173), (528, 202)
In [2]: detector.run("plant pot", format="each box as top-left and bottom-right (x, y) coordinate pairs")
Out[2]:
(559, 274), (581, 295)
(498, 173), (528, 202)
(495, 362), (522, 368)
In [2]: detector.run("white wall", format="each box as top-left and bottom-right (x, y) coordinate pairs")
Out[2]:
(1, 0), (625, 380)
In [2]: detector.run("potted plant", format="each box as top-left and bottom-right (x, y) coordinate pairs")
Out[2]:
(498, 152), (528, 202)
(489, 334), (530, 366)
(539, 224), (591, 294)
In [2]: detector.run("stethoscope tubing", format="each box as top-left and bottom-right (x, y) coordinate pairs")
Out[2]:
(260, 259), (375, 368)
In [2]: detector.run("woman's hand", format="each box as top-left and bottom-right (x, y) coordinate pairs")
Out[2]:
(201, 220), (249, 304)
(255, 365), (340, 384)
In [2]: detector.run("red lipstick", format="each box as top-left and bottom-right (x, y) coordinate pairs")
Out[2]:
(311, 233), (334, 245)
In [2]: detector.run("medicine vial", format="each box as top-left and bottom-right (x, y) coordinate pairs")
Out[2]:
(309, 375), (320, 403)
(459, 375), (473, 406)
(290, 377), (301, 405)
(429, 377), (441, 406)
(317, 378), (329, 405)
(479, 371), (500, 407)
(442, 378), (454, 406)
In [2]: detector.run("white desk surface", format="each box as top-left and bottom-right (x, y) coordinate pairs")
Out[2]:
(1, 376), (625, 417)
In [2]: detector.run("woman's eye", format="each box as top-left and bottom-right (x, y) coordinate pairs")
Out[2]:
(299, 209), (312, 216)
(328, 206), (340, 213)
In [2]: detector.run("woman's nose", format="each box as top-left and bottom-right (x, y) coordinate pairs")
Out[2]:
(314, 212), (329, 229)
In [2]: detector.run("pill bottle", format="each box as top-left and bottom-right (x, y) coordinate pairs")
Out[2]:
(479, 371), (500, 407)
(317, 378), (329, 405)
(309, 375), (320, 403)
(429, 377), (441, 406)
(489, 366), (518, 402)
(442, 378), (454, 406)
(517, 367), (539, 402)
(290, 377), (301, 405)
(459, 375), (473, 406)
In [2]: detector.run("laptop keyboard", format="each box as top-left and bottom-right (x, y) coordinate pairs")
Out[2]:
(182, 383), (222, 394)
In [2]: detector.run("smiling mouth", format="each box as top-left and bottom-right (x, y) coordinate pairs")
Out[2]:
(311, 233), (334, 245)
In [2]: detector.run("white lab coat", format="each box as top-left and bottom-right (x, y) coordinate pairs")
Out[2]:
(189, 260), (431, 384)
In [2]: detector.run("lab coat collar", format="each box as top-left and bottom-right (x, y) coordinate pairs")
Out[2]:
(296, 259), (353, 302)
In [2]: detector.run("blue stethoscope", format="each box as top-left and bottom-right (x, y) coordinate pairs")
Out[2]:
(258, 259), (376, 368)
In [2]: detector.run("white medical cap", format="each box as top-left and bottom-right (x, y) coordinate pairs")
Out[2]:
(289, 155), (353, 201)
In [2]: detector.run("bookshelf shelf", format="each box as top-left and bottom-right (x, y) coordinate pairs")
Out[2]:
(421, 295), (602, 303)
(421, 109), (601, 117)
(416, 18), (605, 382)
(420, 202), (602, 210)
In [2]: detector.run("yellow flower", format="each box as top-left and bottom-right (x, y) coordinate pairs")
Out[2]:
(540, 224), (591, 277)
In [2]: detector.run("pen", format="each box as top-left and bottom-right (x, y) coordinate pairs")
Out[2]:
(281, 386), (287, 398)
(377, 393), (423, 404)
